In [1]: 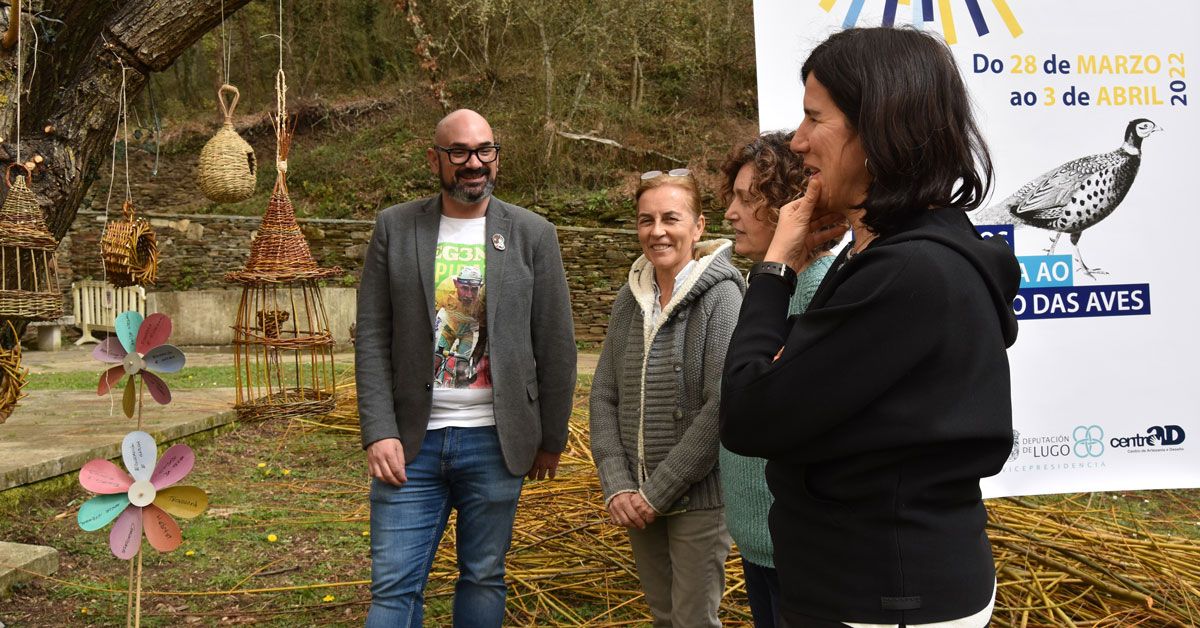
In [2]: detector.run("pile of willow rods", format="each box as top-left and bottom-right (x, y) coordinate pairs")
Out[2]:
(312, 377), (1200, 627)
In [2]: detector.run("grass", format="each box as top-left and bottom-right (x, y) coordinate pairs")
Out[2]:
(25, 364), (356, 391)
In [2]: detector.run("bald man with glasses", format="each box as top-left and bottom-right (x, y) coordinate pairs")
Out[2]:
(356, 109), (577, 627)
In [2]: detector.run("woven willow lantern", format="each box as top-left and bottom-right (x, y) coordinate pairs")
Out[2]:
(0, 165), (63, 321)
(198, 84), (257, 203)
(226, 130), (341, 421)
(101, 201), (158, 287)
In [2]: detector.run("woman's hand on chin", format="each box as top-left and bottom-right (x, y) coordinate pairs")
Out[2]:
(764, 179), (847, 272)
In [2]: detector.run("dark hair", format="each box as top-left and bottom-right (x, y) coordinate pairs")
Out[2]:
(801, 27), (992, 235)
(719, 131), (809, 226)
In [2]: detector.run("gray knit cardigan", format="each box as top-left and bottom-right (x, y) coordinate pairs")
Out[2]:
(590, 239), (745, 514)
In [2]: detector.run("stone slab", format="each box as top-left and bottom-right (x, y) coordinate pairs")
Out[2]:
(0, 541), (59, 598)
(0, 388), (238, 492)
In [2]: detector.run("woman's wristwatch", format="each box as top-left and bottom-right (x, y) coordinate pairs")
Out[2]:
(748, 261), (797, 292)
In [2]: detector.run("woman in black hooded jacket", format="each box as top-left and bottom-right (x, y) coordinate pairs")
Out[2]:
(720, 27), (1020, 628)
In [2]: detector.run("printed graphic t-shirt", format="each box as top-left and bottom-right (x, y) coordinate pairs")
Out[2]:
(428, 216), (495, 429)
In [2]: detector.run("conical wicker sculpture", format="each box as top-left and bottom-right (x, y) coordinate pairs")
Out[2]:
(101, 201), (158, 288)
(226, 129), (341, 421)
(0, 165), (63, 321)
(198, 85), (257, 204)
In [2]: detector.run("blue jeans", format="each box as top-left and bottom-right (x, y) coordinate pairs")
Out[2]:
(366, 426), (525, 628)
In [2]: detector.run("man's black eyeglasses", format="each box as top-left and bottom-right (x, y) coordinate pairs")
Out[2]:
(434, 144), (501, 165)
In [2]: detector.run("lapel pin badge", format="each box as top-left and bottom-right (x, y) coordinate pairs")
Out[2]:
(492, 233), (506, 251)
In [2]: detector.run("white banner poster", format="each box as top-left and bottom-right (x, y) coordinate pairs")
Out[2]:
(753, 1), (1200, 497)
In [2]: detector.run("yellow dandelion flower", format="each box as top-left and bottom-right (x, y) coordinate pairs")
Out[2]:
(281, 469), (291, 476)
(256, 462), (267, 468)
(361, 530), (370, 537)
(185, 549), (196, 557)
(322, 594), (336, 602)
(267, 534), (278, 543)
(80, 607), (90, 615)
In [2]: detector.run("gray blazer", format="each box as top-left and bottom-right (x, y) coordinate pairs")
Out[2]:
(355, 195), (577, 475)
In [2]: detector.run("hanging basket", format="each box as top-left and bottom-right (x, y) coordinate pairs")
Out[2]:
(0, 165), (63, 320)
(0, 321), (28, 424)
(101, 201), (159, 288)
(198, 84), (257, 204)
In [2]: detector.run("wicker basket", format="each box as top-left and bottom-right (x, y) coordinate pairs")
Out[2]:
(0, 165), (63, 320)
(198, 84), (257, 204)
(101, 201), (158, 288)
(0, 321), (28, 424)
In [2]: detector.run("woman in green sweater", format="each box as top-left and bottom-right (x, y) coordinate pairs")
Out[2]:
(719, 132), (841, 627)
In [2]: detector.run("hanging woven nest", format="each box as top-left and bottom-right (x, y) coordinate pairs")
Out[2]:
(0, 321), (28, 424)
(197, 84), (257, 204)
(101, 200), (158, 288)
(0, 165), (63, 321)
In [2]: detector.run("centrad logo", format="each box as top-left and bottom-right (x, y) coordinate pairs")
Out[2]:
(1147, 425), (1186, 446)
(1073, 425), (1105, 458)
(1009, 429), (1020, 461)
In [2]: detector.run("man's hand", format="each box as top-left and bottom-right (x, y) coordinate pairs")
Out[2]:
(367, 438), (407, 486)
(527, 449), (562, 480)
(608, 492), (656, 529)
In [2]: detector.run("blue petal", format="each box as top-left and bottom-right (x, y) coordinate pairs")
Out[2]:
(115, 311), (144, 355)
(78, 493), (131, 532)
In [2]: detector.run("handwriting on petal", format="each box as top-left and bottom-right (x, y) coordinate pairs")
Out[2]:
(109, 506), (143, 560)
(80, 459), (133, 494)
(144, 344), (186, 374)
(78, 493), (130, 532)
(92, 337), (127, 364)
(122, 431), (157, 482)
(143, 371), (173, 406)
(151, 444), (194, 489)
(115, 311), (144, 355)
(136, 313), (173, 355)
(155, 486), (209, 519)
(143, 504), (182, 553)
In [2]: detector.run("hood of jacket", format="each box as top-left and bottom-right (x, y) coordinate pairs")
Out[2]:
(876, 208), (1020, 347)
(627, 238), (744, 330)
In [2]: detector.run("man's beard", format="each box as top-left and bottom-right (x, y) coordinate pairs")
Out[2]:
(441, 166), (496, 204)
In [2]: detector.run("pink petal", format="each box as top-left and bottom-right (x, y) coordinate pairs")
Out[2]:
(92, 337), (127, 364)
(136, 313), (173, 355)
(151, 444), (194, 489)
(143, 504), (182, 553)
(109, 506), (143, 560)
(144, 344), (186, 374)
(98, 365), (125, 396)
(79, 459), (133, 494)
(142, 371), (173, 405)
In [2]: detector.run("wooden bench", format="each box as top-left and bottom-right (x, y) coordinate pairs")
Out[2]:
(71, 280), (147, 345)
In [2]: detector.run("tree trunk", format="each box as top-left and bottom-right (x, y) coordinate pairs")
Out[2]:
(0, 0), (251, 351)
(1, 0), (254, 243)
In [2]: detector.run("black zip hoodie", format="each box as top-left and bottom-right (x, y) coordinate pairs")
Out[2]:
(720, 207), (1019, 624)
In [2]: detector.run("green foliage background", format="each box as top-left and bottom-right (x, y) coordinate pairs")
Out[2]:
(126, 0), (765, 225)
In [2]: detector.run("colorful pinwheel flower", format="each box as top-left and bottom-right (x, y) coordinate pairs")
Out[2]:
(77, 431), (209, 559)
(93, 311), (187, 418)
